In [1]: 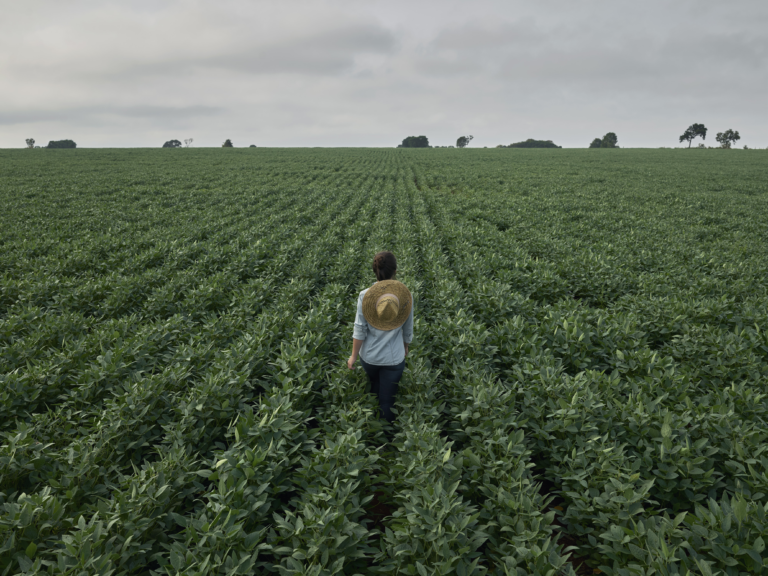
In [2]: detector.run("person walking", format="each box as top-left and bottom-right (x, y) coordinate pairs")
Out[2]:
(347, 251), (413, 423)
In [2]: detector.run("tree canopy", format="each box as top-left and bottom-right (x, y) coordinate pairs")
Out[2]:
(600, 132), (618, 148)
(222, 139), (234, 148)
(679, 124), (707, 148)
(715, 129), (740, 149)
(25, 138), (35, 149)
(163, 140), (182, 148)
(398, 136), (430, 148)
(505, 139), (562, 149)
(589, 138), (602, 148)
(47, 140), (77, 149)
(456, 135), (474, 148)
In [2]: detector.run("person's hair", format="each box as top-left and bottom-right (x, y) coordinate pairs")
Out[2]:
(373, 251), (397, 281)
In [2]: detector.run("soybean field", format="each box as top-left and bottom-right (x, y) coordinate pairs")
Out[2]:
(1, 147), (768, 576)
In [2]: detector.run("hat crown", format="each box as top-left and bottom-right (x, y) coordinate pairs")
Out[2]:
(376, 296), (399, 322)
(362, 280), (411, 331)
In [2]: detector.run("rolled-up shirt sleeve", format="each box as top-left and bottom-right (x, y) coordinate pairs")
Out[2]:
(402, 305), (414, 344)
(353, 293), (368, 341)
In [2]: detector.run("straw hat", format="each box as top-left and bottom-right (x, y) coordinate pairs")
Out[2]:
(362, 280), (412, 331)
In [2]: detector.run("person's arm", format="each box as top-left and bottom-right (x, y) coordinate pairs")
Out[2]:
(349, 293), (368, 369)
(402, 304), (414, 357)
(348, 338), (364, 369)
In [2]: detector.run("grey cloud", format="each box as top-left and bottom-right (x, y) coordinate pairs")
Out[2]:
(414, 18), (767, 95)
(4, 16), (396, 81)
(208, 24), (396, 75)
(0, 105), (223, 126)
(116, 105), (223, 119)
(82, 24), (396, 80)
(660, 32), (768, 71)
(429, 20), (543, 52)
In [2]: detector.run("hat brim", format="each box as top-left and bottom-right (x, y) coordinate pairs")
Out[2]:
(362, 280), (412, 331)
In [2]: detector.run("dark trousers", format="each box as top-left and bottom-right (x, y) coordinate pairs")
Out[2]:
(360, 358), (405, 423)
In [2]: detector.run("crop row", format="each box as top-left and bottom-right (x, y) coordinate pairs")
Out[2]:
(411, 159), (768, 574)
(1, 156), (395, 574)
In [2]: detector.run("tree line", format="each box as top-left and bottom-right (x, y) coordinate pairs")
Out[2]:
(396, 126), (748, 149)
(162, 139), (256, 148)
(677, 124), (741, 149)
(25, 139), (77, 149)
(20, 127), (752, 150)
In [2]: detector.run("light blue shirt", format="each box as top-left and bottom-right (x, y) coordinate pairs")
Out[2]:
(353, 287), (414, 366)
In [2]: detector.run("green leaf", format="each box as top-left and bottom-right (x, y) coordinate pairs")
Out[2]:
(754, 536), (765, 553)
(745, 549), (762, 565)
(734, 496), (748, 524)
(170, 550), (181, 570)
(25, 542), (37, 559)
(695, 558), (714, 576)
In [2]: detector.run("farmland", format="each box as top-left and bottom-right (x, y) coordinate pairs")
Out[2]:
(1, 147), (768, 575)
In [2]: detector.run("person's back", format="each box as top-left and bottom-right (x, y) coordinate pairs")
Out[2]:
(347, 251), (413, 423)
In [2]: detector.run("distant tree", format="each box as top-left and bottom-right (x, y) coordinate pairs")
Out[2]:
(679, 123), (707, 148)
(398, 136), (430, 148)
(25, 138), (35, 149)
(249, 145), (257, 148)
(589, 138), (602, 148)
(222, 139), (233, 148)
(456, 135), (474, 148)
(184, 138), (193, 148)
(600, 132), (619, 148)
(163, 140), (182, 148)
(47, 140), (76, 149)
(507, 139), (562, 149)
(715, 129), (740, 149)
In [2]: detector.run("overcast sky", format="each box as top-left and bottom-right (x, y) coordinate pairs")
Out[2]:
(1, 0), (766, 148)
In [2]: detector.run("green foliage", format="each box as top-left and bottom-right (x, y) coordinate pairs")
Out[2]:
(716, 129), (740, 149)
(505, 139), (562, 149)
(222, 139), (234, 147)
(0, 148), (767, 574)
(457, 135), (474, 148)
(162, 140), (182, 148)
(588, 133), (618, 148)
(46, 140), (76, 149)
(600, 132), (619, 148)
(679, 123), (707, 148)
(399, 136), (430, 148)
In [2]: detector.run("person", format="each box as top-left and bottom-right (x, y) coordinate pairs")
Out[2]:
(347, 251), (413, 423)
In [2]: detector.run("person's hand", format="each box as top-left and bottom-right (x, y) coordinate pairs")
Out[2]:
(404, 343), (409, 357)
(347, 356), (356, 370)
